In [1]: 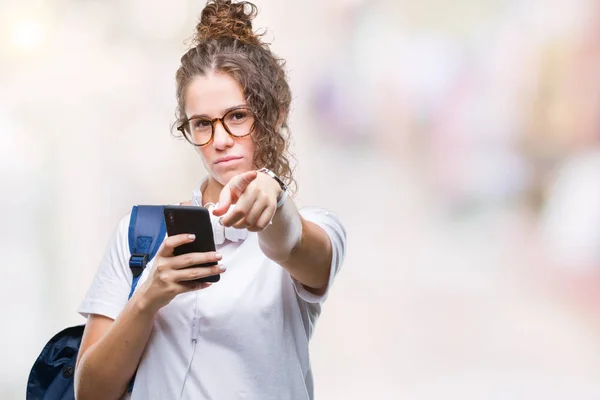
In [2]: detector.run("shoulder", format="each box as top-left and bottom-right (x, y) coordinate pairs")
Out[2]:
(113, 212), (133, 240)
(299, 206), (344, 225)
(299, 206), (346, 242)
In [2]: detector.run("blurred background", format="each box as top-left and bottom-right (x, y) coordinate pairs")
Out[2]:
(3, 0), (600, 398)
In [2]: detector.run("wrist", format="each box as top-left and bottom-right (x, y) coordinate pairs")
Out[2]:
(257, 168), (288, 208)
(130, 288), (160, 318)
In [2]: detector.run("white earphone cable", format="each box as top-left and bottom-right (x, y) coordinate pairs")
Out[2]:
(179, 292), (201, 400)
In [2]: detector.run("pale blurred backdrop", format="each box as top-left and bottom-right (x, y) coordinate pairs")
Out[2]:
(3, 0), (600, 399)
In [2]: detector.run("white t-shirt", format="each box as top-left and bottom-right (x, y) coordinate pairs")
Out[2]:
(78, 205), (346, 400)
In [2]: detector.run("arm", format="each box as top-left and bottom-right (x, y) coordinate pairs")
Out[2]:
(258, 198), (332, 292)
(214, 171), (334, 292)
(74, 295), (156, 400)
(75, 234), (224, 399)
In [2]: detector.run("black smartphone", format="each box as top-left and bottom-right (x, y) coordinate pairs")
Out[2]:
(163, 205), (220, 283)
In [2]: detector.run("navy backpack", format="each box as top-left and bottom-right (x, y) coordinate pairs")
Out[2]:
(26, 205), (167, 400)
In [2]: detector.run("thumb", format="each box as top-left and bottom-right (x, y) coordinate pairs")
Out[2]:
(212, 187), (232, 217)
(212, 171), (258, 216)
(231, 170), (258, 194)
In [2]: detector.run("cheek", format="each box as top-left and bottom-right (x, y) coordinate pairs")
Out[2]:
(197, 145), (209, 157)
(196, 147), (210, 165)
(244, 139), (256, 161)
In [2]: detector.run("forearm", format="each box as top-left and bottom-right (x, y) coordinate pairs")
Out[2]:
(75, 293), (157, 400)
(258, 198), (331, 289)
(258, 197), (303, 262)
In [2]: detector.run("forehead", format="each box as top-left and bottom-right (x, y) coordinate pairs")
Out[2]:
(185, 71), (246, 117)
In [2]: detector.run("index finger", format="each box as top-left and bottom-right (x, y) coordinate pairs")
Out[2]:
(156, 233), (196, 257)
(213, 171), (258, 216)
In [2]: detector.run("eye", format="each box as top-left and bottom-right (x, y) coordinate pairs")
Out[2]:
(228, 110), (250, 123)
(192, 119), (211, 129)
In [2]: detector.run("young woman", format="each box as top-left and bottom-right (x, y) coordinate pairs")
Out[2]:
(74, 1), (346, 399)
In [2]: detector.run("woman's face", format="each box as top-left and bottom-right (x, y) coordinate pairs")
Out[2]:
(185, 71), (256, 186)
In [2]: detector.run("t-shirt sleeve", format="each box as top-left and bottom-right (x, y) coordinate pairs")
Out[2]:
(292, 206), (347, 304)
(78, 214), (133, 320)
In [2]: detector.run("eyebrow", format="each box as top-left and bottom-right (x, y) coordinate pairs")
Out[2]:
(187, 104), (247, 120)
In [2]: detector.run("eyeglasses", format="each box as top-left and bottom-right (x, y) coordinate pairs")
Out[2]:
(177, 107), (256, 147)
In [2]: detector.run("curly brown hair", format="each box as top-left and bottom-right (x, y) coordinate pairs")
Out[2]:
(174, 0), (296, 192)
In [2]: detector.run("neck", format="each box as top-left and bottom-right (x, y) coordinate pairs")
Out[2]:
(201, 176), (224, 206)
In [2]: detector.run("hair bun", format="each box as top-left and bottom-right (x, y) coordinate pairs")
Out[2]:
(194, 0), (261, 46)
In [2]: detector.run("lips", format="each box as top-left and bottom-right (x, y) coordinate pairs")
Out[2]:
(214, 156), (242, 165)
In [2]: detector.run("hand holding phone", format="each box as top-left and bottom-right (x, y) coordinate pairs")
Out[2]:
(136, 233), (223, 313)
(163, 205), (221, 283)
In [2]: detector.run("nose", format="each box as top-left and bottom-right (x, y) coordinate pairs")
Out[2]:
(212, 119), (233, 150)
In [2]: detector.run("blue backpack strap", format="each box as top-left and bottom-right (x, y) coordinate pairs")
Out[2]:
(126, 205), (166, 393)
(127, 205), (166, 299)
